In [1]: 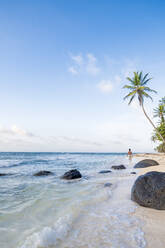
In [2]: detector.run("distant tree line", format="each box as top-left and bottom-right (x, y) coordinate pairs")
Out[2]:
(152, 97), (165, 152)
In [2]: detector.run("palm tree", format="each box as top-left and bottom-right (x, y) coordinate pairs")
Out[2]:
(123, 71), (165, 143)
(159, 97), (165, 106)
(154, 104), (165, 123)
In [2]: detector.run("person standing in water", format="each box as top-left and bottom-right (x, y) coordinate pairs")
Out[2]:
(128, 148), (133, 160)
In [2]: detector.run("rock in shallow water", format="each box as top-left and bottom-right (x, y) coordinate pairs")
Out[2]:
(0, 173), (8, 176)
(61, 169), (82, 180)
(131, 171), (165, 210)
(134, 159), (159, 168)
(99, 170), (112, 174)
(33, 171), (54, 176)
(111, 165), (126, 170)
(104, 183), (112, 187)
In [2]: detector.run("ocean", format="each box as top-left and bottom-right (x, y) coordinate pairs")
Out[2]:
(0, 152), (145, 248)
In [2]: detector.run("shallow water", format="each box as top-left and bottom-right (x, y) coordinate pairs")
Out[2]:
(0, 152), (145, 248)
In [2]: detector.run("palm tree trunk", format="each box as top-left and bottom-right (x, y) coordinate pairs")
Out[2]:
(141, 103), (165, 143)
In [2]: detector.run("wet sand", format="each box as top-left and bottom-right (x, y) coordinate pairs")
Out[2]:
(134, 153), (165, 248)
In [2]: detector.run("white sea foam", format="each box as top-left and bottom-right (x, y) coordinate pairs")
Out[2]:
(20, 178), (146, 248)
(20, 215), (72, 248)
(0, 153), (144, 248)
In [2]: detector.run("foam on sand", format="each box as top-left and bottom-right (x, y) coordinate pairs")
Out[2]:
(21, 176), (146, 248)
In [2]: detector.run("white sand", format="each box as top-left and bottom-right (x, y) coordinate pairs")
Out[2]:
(133, 153), (165, 248)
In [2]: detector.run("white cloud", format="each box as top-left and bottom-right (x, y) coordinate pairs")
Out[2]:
(0, 125), (104, 152)
(68, 52), (100, 76)
(70, 54), (83, 65)
(0, 125), (35, 137)
(11, 125), (35, 137)
(86, 53), (100, 75)
(0, 125), (44, 151)
(0, 117), (156, 152)
(121, 59), (138, 78)
(97, 80), (113, 93)
(87, 53), (97, 63)
(68, 66), (78, 75)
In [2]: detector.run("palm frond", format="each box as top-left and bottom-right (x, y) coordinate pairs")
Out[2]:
(141, 73), (149, 83)
(123, 90), (136, 101)
(142, 91), (153, 101)
(128, 94), (136, 105)
(126, 77), (136, 85)
(143, 87), (157, 94)
(139, 71), (142, 81)
(123, 85), (135, 90)
(141, 78), (152, 86)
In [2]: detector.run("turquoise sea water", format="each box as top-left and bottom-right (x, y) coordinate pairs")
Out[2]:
(0, 152), (145, 248)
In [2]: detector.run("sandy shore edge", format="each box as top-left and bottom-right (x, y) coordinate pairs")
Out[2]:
(133, 153), (165, 248)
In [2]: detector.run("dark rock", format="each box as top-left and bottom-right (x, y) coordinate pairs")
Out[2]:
(99, 170), (112, 174)
(0, 173), (8, 176)
(104, 183), (112, 187)
(33, 171), (53, 176)
(131, 172), (136, 174)
(111, 165), (126, 170)
(61, 169), (82, 180)
(131, 171), (165, 210)
(134, 159), (159, 168)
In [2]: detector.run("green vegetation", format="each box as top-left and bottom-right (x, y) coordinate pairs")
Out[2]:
(152, 97), (165, 152)
(123, 71), (165, 146)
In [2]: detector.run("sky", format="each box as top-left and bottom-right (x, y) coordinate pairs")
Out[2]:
(0, 0), (165, 152)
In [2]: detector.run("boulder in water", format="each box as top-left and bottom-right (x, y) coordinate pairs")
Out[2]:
(131, 171), (165, 210)
(104, 183), (112, 187)
(134, 159), (159, 168)
(111, 165), (126, 170)
(33, 171), (53, 176)
(99, 170), (112, 174)
(0, 173), (8, 176)
(61, 169), (82, 180)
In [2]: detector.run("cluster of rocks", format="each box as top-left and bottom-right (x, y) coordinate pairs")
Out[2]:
(131, 159), (165, 210)
(33, 169), (82, 179)
(2, 157), (164, 210)
(2, 157), (163, 210)
(32, 163), (129, 182)
(0, 163), (129, 179)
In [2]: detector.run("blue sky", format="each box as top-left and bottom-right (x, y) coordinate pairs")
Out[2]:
(0, 0), (165, 152)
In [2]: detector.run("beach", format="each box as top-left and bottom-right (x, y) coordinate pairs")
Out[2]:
(1, 152), (165, 248)
(1, 0), (165, 247)
(133, 153), (165, 248)
(0, 152), (145, 248)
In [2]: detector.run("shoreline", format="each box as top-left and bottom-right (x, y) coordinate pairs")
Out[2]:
(133, 153), (165, 248)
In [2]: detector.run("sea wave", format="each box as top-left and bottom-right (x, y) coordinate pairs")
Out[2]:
(20, 214), (72, 248)
(20, 179), (145, 248)
(0, 159), (50, 169)
(0, 152), (144, 248)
